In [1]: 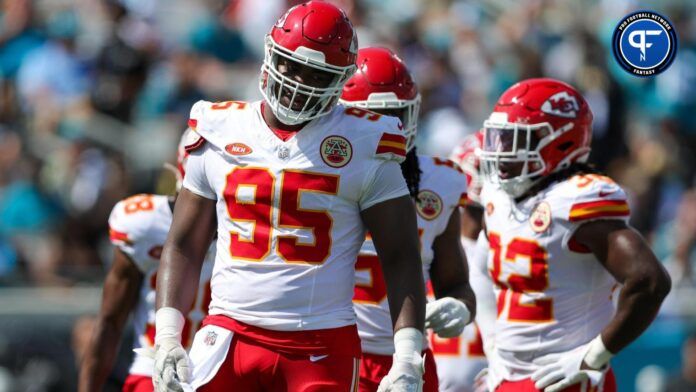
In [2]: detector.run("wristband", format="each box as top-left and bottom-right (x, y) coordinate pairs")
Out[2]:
(394, 327), (423, 361)
(583, 335), (614, 369)
(155, 307), (185, 343)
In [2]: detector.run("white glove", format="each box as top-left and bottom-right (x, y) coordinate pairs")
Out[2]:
(378, 328), (425, 392)
(425, 297), (471, 338)
(531, 336), (612, 392)
(377, 353), (424, 392)
(153, 308), (191, 392)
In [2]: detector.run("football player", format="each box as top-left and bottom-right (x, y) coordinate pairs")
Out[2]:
(153, 2), (427, 392)
(421, 131), (493, 392)
(78, 130), (213, 392)
(340, 47), (477, 392)
(477, 78), (671, 392)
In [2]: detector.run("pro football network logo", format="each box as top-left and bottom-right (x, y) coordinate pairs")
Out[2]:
(416, 190), (443, 220)
(612, 11), (677, 77)
(320, 135), (352, 168)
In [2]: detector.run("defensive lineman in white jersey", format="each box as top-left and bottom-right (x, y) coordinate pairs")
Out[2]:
(341, 47), (477, 392)
(477, 78), (670, 392)
(153, 3), (428, 391)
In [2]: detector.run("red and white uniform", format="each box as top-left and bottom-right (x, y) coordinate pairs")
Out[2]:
(182, 100), (409, 388)
(480, 174), (629, 388)
(353, 156), (467, 391)
(108, 194), (214, 379)
(428, 236), (488, 392)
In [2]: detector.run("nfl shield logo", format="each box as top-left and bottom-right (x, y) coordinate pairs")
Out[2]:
(204, 330), (218, 346)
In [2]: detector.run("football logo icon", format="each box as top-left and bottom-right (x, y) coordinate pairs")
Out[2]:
(530, 202), (552, 233)
(612, 11), (677, 77)
(416, 190), (443, 220)
(320, 135), (353, 168)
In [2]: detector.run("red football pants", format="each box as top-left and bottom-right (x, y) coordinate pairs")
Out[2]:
(197, 334), (360, 391)
(496, 368), (617, 392)
(122, 374), (153, 392)
(358, 349), (438, 392)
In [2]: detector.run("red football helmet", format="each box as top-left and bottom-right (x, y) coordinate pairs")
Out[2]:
(478, 78), (593, 197)
(260, 1), (358, 125)
(450, 130), (484, 204)
(340, 47), (421, 151)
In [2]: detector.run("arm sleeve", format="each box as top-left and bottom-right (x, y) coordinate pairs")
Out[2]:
(358, 160), (410, 211)
(181, 145), (216, 200)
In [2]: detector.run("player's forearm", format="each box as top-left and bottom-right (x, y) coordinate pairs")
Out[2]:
(601, 266), (671, 353)
(157, 243), (204, 312)
(78, 320), (123, 392)
(383, 251), (426, 332)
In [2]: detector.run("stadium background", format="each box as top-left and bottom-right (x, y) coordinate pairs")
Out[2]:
(0, 0), (694, 390)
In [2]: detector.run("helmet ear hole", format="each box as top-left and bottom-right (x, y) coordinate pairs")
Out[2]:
(557, 141), (574, 151)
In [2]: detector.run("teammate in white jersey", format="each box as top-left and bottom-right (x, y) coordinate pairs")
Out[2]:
(341, 47), (477, 392)
(78, 131), (213, 392)
(154, 3), (427, 392)
(417, 131), (493, 392)
(477, 78), (671, 392)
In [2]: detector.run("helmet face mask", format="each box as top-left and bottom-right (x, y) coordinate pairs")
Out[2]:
(259, 2), (358, 126)
(479, 120), (553, 197)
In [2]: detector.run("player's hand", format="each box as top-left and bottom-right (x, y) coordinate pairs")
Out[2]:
(377, 352), (424, 392)
(153, 336), (191, 392)
(531, 344), (606, 392)
(472, 368), (488, 392)
(425, 297), (471, 338)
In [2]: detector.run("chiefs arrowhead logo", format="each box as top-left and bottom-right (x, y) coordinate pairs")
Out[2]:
(416, 190), (443, 220)
(225, 143), (253, 156)
(320, 135), (353, 168)
(541, 91), (579, 118)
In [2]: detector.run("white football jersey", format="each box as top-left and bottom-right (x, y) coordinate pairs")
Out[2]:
(182, 100), (409, 331)
(108, 194), (214, 376)
(430, 236), (488, 392)
(353, 156), (468, 355)
(480, 174), (629, 380)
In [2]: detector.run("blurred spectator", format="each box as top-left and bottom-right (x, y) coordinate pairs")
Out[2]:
(654, 189), (696, 287)
(16, 9), (89, 113)
(666, 332), (696, 392)
(91, 1), (151, 123)
(0, 0), (43, 80)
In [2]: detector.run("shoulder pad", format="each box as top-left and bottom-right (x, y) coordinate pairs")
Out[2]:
(181, 127), (206, 153)
(188, 100), (250, 150)
(108, 194), (161, 246)
(565, 174), (630, 223)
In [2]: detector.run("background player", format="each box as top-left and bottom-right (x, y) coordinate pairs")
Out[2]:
(341, 47), (476, 392)
(154, 2), (427, 391)
(417, 131), (492, 392)
(78, 130), (213, 392)
(477, 78), (671, 391)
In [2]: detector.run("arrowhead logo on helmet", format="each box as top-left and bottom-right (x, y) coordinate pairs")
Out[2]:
(541, 91), (580, 118)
